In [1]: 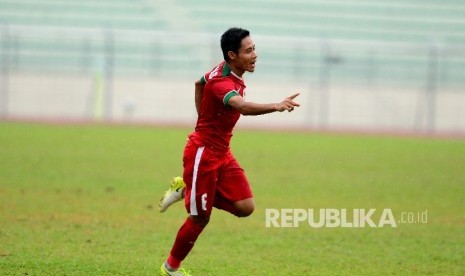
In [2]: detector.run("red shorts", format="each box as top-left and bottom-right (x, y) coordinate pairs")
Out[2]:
(182, 139), (253, 217)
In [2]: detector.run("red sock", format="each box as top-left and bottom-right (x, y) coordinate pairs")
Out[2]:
(167, 217), (204, 269)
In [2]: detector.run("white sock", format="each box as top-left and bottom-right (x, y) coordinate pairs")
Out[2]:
(165, 262), (177, 272)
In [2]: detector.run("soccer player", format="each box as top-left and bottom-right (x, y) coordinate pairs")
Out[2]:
(159, 27), (300, 276)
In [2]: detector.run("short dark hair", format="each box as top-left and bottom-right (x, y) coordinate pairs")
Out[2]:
(221, 27), (250, 61)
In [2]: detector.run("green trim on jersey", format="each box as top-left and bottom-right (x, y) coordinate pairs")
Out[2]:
(223, 90), (240, 106)
(222, 63), (232, 77)
(201, 63), (232, 84)
(200, 75), (207, 84)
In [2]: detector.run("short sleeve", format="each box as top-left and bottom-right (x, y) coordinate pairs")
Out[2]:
(200, 74), (207, 85)
(210, 79), (240, 107)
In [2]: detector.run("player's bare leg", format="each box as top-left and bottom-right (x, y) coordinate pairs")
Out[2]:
(233, 198), (255, 217)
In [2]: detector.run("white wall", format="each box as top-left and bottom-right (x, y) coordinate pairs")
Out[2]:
(4, 72), (465, 135)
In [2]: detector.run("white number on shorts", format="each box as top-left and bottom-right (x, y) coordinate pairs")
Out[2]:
(201, 193), (207, 211)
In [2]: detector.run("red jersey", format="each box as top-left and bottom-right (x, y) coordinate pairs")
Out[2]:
(189, 61), (246, 153)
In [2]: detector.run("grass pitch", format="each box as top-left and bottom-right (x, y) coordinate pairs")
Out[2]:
(0, 122), (464, 275)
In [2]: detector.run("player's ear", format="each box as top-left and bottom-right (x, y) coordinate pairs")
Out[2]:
(228, 51), (237, 61)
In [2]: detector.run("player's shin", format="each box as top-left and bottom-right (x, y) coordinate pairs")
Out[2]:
(167, 216), (206, 269)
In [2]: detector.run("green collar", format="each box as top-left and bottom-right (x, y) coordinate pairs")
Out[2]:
(222, 62), (232, 77)
(223, 62), (243, 80)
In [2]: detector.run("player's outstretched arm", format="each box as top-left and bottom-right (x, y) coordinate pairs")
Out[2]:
(229, 93), (300, 116)
(194, 80), (205, 115)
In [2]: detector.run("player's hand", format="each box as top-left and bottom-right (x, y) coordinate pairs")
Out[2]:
(276, 93), (300, 112)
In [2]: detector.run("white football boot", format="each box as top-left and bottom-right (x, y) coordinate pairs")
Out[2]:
(158, 177), (186, 212)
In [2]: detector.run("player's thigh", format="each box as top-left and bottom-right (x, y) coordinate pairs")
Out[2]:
(182, 144), (219, 217)
(216, 156), (253, 203)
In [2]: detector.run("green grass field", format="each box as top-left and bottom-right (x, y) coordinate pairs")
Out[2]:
(0, 122), (464, 275)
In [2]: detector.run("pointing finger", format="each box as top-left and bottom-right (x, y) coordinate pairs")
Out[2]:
(288, 93), (300, 100)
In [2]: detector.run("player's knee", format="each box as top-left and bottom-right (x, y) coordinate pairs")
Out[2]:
(190, 214), (210, 228)
(237, 206), (254, 217)
(236, 201), (255, 217)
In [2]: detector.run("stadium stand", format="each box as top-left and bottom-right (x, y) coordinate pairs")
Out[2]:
(178, 0), (465, 45)
(175, 0), (465, 86)
(0, 0), (164, 30)
(0, 0), (464, 86)
(3, 0), (463, 44)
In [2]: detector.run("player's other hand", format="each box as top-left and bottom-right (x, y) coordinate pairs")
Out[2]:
(276, 93), (300, 112)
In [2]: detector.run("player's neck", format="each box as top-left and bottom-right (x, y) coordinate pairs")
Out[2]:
(226, 62), (245, 78)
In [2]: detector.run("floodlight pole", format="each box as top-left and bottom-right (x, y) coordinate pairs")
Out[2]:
(425, 43), (438, 133)
(81, 36), (91, 74)
(318, 39), (331, 129)
(152, 38), (162, 76)
(104, 28), (114, 121)
(0, 24), (9, 118)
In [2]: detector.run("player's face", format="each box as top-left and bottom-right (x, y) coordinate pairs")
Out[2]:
(233, 36), (257, 74)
